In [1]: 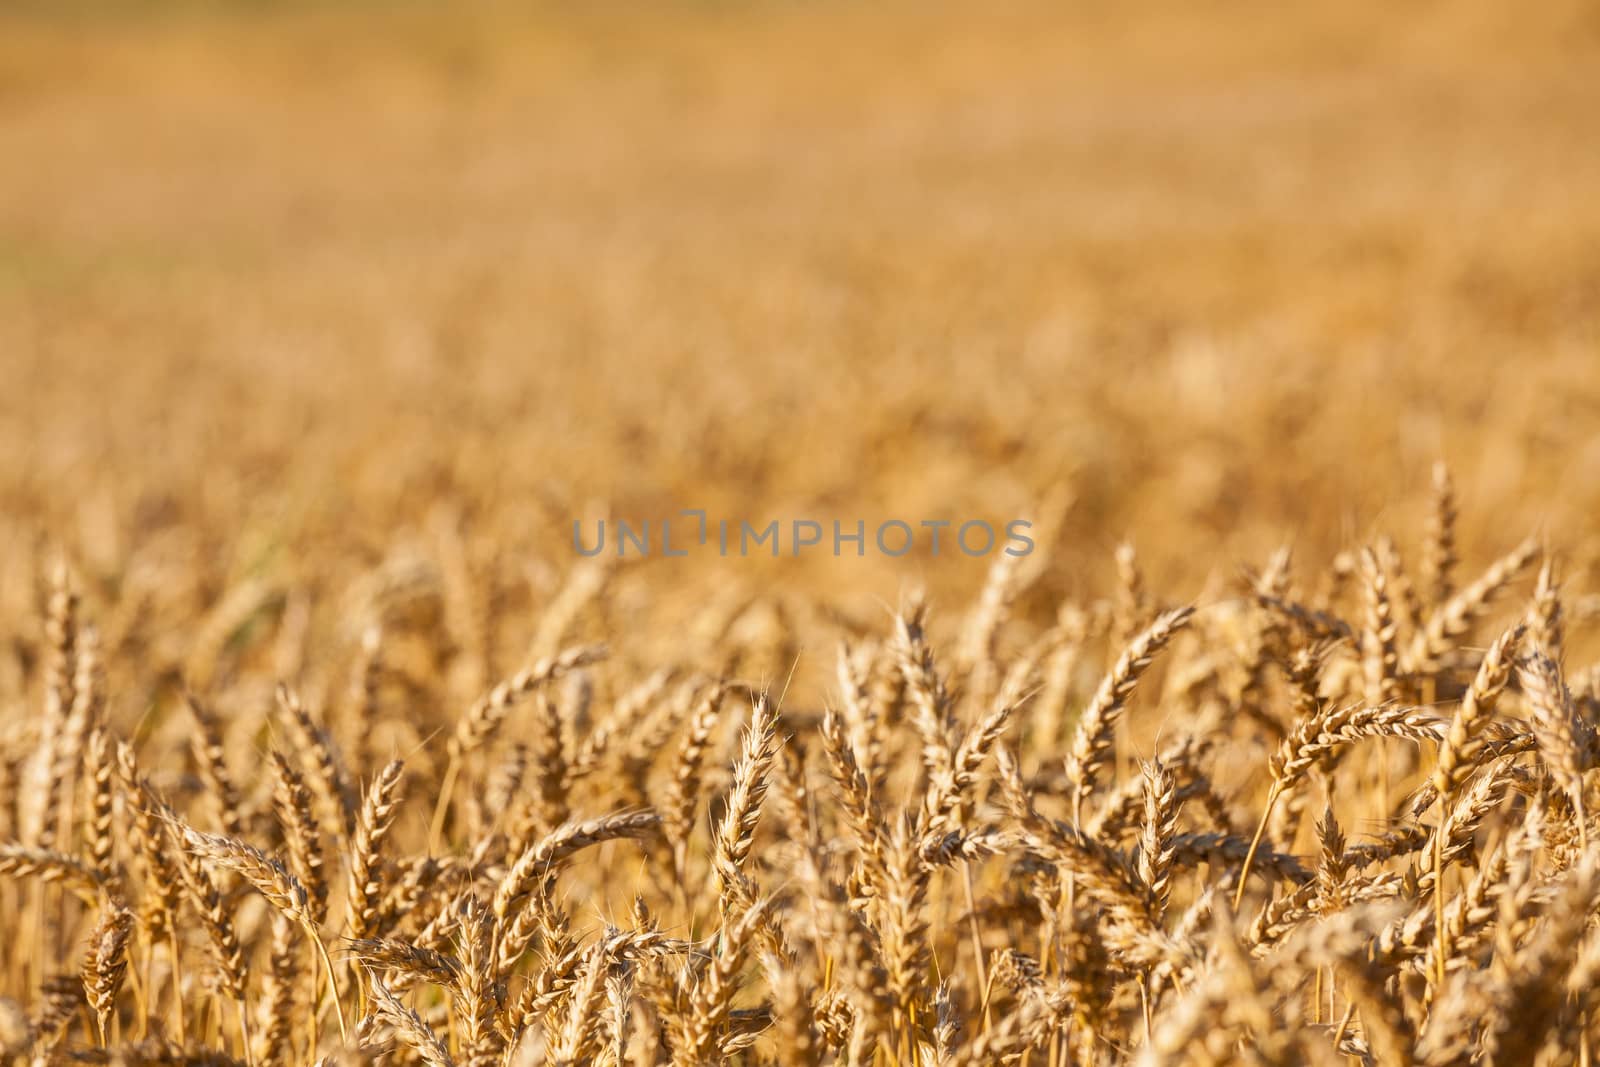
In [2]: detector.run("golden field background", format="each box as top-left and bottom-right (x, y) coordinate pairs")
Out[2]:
(1, 0), (1598, 694)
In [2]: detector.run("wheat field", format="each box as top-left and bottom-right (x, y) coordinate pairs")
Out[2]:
(3, 1), (1600, 1064)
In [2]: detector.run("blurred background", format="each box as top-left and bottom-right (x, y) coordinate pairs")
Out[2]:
(1, 0), (1598, 694)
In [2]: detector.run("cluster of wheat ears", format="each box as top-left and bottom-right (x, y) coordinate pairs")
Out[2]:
(3, 464), (1600, 1067)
